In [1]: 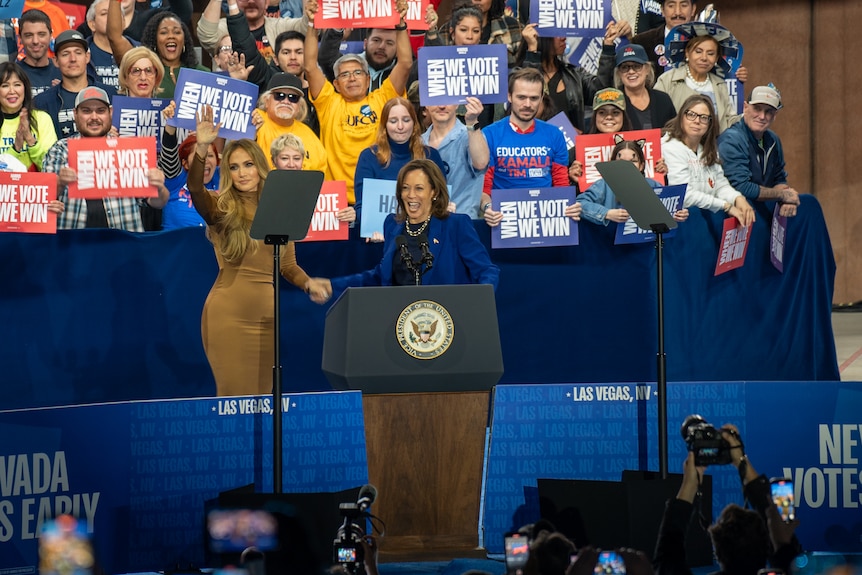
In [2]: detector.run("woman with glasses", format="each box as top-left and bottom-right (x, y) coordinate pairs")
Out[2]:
(613, 44), (676, 131)
(662, 94), (754, 227)
(117, 47), (164, 98)
(353, 97), (447, 240)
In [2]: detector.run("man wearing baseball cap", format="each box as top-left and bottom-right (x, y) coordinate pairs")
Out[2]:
(33, 29), (117, 139)
(718, 84), (802, 217)
(41, 86), (169, 231)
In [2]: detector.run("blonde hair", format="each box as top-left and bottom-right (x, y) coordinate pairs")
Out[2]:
(118, 46), (164, 96)
(210, 139), (270, 263)
(270, 133), (305, 162)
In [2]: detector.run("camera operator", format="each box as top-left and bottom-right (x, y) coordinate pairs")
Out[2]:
(653, 423), (802, 575)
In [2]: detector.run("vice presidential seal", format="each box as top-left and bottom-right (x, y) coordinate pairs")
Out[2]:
(396, 300), (454, 359)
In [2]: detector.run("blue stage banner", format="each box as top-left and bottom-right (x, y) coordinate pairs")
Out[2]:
(0, 391), (368, 574)
(481, 381), (862, 554)
(613, 183), (686, 245)
(112, 96), (169, 150)
(491, 186), (578, 249)
(530, 0), (611, 37)
(167, 69), (257, 140)
(417, 44), (508, 106)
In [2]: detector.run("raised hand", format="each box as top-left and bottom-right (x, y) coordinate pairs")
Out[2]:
(195, 104), (220, 147)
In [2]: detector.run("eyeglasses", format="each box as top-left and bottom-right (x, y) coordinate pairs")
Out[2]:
(218, 45), (233, 53)
(618, 63), (643, 73)
(336, 69), (366, 81)
(273, 91), (301, 103)
(684, 110), (712, 124)
(129, 66), (156, 77)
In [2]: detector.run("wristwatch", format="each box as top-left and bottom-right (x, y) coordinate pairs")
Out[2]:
(466, 123), (479, 131)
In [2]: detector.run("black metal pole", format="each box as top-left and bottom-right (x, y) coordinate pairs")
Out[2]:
(655, 230), (668, 479)
(272, 243), (283, 493)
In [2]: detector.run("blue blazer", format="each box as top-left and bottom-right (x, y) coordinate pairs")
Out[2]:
(331, 213), (499, 295)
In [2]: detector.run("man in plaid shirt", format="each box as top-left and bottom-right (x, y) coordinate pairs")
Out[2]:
(42, 87), (169, 231)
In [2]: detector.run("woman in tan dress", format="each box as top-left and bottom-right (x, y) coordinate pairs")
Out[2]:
(188, 105), (330, 396)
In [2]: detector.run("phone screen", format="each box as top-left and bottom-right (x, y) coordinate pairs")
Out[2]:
(770, 478), (795, 522)
(335, 546), (357, 563)
(207, 509), (279, 553)
(594, 551), (626, 575)
(505, 535), (529, 571)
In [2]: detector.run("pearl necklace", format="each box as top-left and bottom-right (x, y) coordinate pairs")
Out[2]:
(686, 66), (709, 89)
(405, 216), (430, 237)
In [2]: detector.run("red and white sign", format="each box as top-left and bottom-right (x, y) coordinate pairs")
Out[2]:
(0, 172), (57, 234)
(405, 0), (430, 30)
(714, 217), (750, 275)
(301, 180), (349, 242)
(68, 136), (157, 199)
(315, 0), (399, 29)
(575, 128), (664, 190)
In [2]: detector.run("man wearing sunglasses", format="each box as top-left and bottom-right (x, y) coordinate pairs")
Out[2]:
(254, 72), (328, 175)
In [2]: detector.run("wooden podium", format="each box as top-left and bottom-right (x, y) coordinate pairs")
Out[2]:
(322, 285), (504, 559)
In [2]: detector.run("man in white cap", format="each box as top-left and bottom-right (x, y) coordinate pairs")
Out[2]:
(718, 84), (801, 217)
(42, 86), (168, 231)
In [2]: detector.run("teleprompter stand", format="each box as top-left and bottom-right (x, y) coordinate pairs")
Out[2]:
(534, 162), (714, 565)
(250, 169), (323, 494)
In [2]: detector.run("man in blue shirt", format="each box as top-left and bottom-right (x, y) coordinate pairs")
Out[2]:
(18, 10), (61, 96)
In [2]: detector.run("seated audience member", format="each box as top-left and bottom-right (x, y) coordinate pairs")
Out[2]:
(717, 85), (802, 218)
(654, 26), (747, 133)
(576, 138), (687, 226)
(481, 68), (576, 227)
(42, 87), (169, 231)
(0, 62), (57, 170)
(313, 159), (500, 302)
(270, 133), (305, 170)
(662, 94), (754, 227)
(631, 0), (698, 74)
(161, 134), (220, 230)
(654, 424), (802, 575)
(18, 10), (61, 97)
(87, 0), (138, 92)
(354, 96), (446, 235)
(304, 0), (413, 207)
(107, 5), (206, 99)
(515, 22), (617, 132)
(197, 0), (308, 64)
(423, 96), (490, 218)
(614, 43), (676, 131)
(319, 28), (399, 91)
(33, 30), (118, 139)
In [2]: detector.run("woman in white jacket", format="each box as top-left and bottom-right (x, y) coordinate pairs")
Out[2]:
(662, 94), (754, 228)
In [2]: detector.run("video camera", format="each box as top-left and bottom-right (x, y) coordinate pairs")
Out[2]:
(332, 484), (377, 574)
(680, 414), (732, 466)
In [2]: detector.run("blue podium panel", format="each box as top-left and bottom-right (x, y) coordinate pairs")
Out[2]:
(482, 381), (862, 554)
(0, 391), (368, 574)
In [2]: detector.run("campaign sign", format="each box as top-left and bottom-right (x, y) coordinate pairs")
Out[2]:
(405, 0), (430, 30)
(301, 180), (349, 242)
(491, 186), (578, 249)
(641, 0), (661, 16)
(531, 0), (611, 37)
(68, 136), (157, 199)
(770, 203), (787, 273)
(168, 69), (257, 140)
(726, 78), (743, 114)
(359, 178), (397, 238)
(418, 44), (508, 106)
(315, 0), (399, 29)
(564, 35), (605, 75)
(613, 183), (686, 245)
(0, 0), (25, 20)
(547, 111), (577, 151)
(0, 172), (57, 234)
(112, 96), (169, 149)
(339, 40), (365, 55)
(714, 216), (750, 275)
(577, 129), (664, 190)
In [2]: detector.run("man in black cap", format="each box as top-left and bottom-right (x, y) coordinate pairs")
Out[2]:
(254, 72), (328, 174)
(34, 29), (117, 138)
(42, 86), (169, 231)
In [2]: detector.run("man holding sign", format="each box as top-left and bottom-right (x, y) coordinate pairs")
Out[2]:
(480, 67), (579, 227)
(304, 0), (413, 205)
(42, 87), (169, 231)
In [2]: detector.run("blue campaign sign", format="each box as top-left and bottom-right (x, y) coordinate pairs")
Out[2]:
(417, 44), (508, 106)
(112, 96), (169, 149)
(0, 392), (368, 574)
(614, 183), (686, 245)
(0, 0), (24, 20)
(531, 0), (611, 37)
(566, 35), (606, 76)
(481, 381), (862, 554)
(546, 112), (577, 151)
(167, 68), (257, 140)
(491, 186), (578, 249)
(339, 40), (365, 54)
(359, 178), (397, 238)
